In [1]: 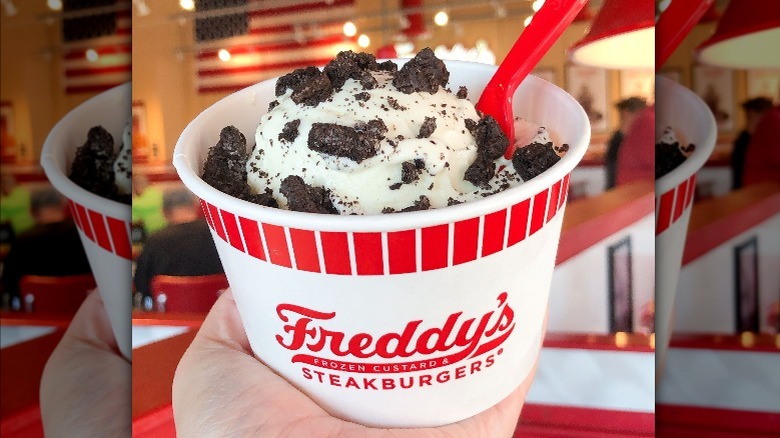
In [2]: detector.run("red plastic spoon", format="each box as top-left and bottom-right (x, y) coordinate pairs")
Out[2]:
(655, 0), (714, 70)
(476, 0), (588, 160)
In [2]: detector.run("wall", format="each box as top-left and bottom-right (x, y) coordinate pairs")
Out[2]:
(131, 0), (627, 170)
(673, 213), (780, 334)
(570, 166), (608, 198)
(665, 22), (759, 152)
(0, 2), (102, 168)
(8, 4), (764, 173)
(548, 214), (655, 334)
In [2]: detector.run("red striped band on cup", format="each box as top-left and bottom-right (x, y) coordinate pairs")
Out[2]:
(201, 174), (570, 275)
(67, 199), (132, 260)
(656, 174), (696, 236)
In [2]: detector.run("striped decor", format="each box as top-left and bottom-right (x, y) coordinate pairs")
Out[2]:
(201, 174), (570, 275)
(61, 0), (131, 94)
(194, 0), (357, 94)
(656, 174), (697, 235)
(67, 199), (132, 260)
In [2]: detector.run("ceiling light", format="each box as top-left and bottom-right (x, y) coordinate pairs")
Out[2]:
(568, 0), (655, 69)
(292, 24), (306, 44)
(134, 0), (150, 16)
(524, 15), (533, 27)
(179, 0), (195, 11)
(695, 0), (780, 68)
(1, 0), (18, 16)
(86, 49), (99, 62)
(357, 34), (370, 48)
(218, 49), (231, 62)
(434, 10), (449, 27)
(343, 21), (357, 37)
(309, 23), (323, 39)
(47, 0), (62, 11)
(532, 0), (545, 12)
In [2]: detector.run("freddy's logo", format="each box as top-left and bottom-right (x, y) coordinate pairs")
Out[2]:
(275, 292), (515, 374)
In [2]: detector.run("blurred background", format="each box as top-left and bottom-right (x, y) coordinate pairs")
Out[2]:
(654, 0), (780, 435)
(1, 1), (131, 436)
(0, 0), (777, 437)
(129, 1), (658, 436)
(132, 0), (638, 181)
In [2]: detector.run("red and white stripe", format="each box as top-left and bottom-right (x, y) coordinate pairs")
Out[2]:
(201, 174), (570, 275)
(62, 5), (131, 94)
(67, 199), (132, 260)
(656, 174), (697, 235)
(196, 0), (357, 94)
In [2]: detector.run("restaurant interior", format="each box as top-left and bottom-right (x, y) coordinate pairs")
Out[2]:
(1, 0), (778, 436)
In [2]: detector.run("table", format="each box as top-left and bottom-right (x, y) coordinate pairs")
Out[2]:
(657, 334), (780, 436)
(131, 311), (206, 328)
(132, 325), (191, 349)
(0, 328), (65, 438)
(0, 326), (57, 349)
(132, 329), (196, 437)
(0, 312), (73, 437)
(0, 312), (73, 329)
(131, 330), (655, 437)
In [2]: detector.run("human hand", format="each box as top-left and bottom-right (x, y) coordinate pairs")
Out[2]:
(173, 291), (543, 438)
(39, 290), (131, 437)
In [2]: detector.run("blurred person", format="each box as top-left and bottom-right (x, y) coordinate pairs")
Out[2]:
(173, 290), (544, 437)
(605, 97), (648, 190)
(0, 173), (35, 236)
(40, 287), (130, 436)
(616, 105), (655, 186)
(743, 102), (780, 187)
(133, 188), (223, 298)
(1, 188), (91, 302)
(131, 173), (167, 235)
(731, 97), (774, 190)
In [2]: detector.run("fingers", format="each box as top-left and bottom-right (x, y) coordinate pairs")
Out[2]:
(192, 289), (254, 354)
(39, 289), (131, 437)
(62, 289), (125, 356)
(172, 291), (327, 437)
(173, 295), (548, 438)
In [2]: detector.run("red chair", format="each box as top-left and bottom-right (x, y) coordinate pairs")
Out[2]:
(19, 274), (96, 314)
(150, 274), (228, 314)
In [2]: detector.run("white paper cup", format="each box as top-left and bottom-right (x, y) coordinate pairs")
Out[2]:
(174, 61), (590, 427)
(654, 75), (717, 376)
(41, 83), (132, 360)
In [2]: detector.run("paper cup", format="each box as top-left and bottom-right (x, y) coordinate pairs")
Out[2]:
(174, 61), (590, 427)
(41, 83), (132, 360)
(654, 75), (717, 376)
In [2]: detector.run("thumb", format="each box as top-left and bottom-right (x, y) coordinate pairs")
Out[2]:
(172, 291), (323, 437)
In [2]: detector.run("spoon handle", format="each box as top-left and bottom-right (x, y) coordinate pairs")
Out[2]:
(477, 0), (587, 159)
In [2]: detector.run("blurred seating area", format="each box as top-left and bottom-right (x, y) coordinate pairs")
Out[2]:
(131, 183), (225, 313)
(1, 176), (93, 314)
(149, 274), (228, 314)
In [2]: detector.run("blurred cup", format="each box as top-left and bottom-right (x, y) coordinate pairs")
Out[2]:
(41, 83), (132, 359)
(174, 61), (590, 427)
(654, 75), (717, 377)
